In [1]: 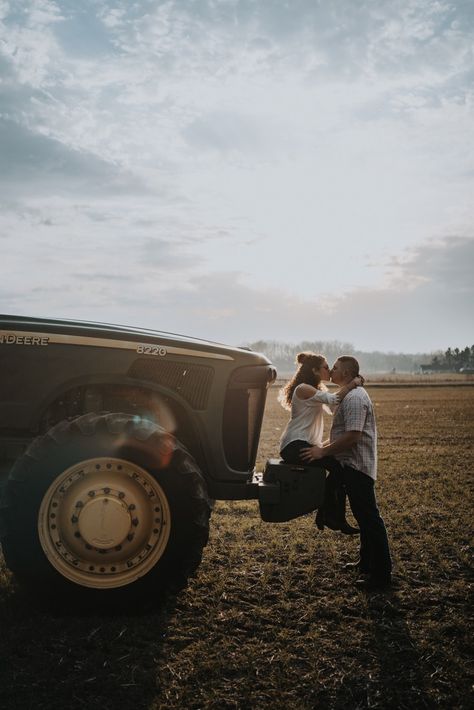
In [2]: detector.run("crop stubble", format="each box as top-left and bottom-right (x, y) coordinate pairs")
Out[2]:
(0, 385), (472, 709)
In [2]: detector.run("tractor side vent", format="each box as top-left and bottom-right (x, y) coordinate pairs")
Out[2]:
(128, 359), (214, 410)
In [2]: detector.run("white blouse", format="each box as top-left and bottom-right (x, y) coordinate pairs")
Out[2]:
(279, 386), (339, 452)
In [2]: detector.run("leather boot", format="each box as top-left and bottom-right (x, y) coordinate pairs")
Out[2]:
(315, 473), (359, 534)
(315, 508), (325, 530)
(337, 486), (360, 535)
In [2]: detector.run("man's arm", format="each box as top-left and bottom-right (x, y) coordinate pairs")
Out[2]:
(300, 431), (362, 462)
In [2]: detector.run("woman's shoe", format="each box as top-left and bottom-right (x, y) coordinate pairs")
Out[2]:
(315, 509), (325, 530)
(326, 517), (359, 534)
(317, 513), (359, 535)
(339, 521), (360, 535)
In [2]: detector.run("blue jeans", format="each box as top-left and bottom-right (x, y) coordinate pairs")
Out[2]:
(342, 465), (392, 581)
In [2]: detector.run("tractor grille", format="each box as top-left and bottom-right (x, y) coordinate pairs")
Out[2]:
(223, 365), (274, 471)
(128, 359), (214, 410)
(223, 387), (266, 471)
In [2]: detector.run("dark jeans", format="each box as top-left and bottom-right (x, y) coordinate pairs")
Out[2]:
(342, 465), (392, 581)
(280, 439), (313, 466)
(281, 440), (338, 469)
(280, 441), (346, 520)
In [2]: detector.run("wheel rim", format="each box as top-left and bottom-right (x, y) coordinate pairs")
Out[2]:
(38, 457), (171, 589)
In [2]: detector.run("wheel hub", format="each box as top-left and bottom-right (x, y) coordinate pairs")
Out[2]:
(38, 457), (171, 589)
(77, 496), (131, 549)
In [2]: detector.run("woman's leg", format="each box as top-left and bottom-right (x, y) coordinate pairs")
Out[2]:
(316, 456), (359, 534)
(280, 445), (358, 534)
(280, 440), (312, 464)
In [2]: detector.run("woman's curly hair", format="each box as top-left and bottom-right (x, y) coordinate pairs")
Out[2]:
(278, 351), (327, 410)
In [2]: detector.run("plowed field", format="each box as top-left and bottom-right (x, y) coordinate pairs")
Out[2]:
(1, 386), (473, 709)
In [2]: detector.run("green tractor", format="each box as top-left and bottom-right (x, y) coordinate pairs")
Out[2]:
(0, 315), (325, 607)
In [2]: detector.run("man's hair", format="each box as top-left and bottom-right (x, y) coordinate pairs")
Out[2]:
(337, 356), (360, 379)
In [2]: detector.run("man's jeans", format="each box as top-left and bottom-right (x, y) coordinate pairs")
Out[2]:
(342, 465), (392, 581)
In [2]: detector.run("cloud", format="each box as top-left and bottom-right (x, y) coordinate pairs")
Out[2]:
(1, 1), (473, 353)
(0, 118), (133, 195)
(7, 234), (469, 353)
(387, 236), (473, 295)
(145, 236), (474, 351)
(140, 236), (204, 270)
(183, 111), (264, 154)
(54, 3), (117, 58)
(2, 1), (472, 179)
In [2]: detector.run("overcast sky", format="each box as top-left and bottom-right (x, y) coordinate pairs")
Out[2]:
(1, 0), (473, 352)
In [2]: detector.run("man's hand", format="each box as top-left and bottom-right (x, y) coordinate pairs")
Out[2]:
(300, 445), (324, 462)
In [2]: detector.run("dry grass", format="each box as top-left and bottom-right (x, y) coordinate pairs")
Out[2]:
(363, 373), (474, 384)
(1, 386), (473, 709)
(275, 374), (474, 386)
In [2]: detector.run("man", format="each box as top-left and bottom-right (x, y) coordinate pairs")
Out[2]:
(301, 356), (392, 591)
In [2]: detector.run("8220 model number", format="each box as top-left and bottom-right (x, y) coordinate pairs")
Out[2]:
(136, 344), (167, 356)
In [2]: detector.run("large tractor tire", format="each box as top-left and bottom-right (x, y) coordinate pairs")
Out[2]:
(0, 413), (211, 609)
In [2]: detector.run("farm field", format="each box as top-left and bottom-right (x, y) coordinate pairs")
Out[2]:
(0, 385), (473, 709)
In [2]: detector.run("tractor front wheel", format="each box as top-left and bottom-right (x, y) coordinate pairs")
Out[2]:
(1, 413), (211, 608)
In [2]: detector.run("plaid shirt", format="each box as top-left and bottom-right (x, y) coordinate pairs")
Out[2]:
(330, 387), (377, 479)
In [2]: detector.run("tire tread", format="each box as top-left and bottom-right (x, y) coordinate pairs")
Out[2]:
(0, 413), (211, 608)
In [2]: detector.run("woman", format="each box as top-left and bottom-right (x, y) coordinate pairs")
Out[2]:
(279, 351), (360, 534)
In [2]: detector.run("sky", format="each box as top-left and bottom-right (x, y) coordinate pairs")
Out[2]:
(0, 0), (473, 352)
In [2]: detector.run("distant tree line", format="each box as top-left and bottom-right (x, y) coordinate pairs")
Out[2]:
(245, 340), (434, 375)
(422, 346), (474, 373)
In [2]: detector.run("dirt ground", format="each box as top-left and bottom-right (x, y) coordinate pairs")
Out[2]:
(1, 385), (473, 709)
